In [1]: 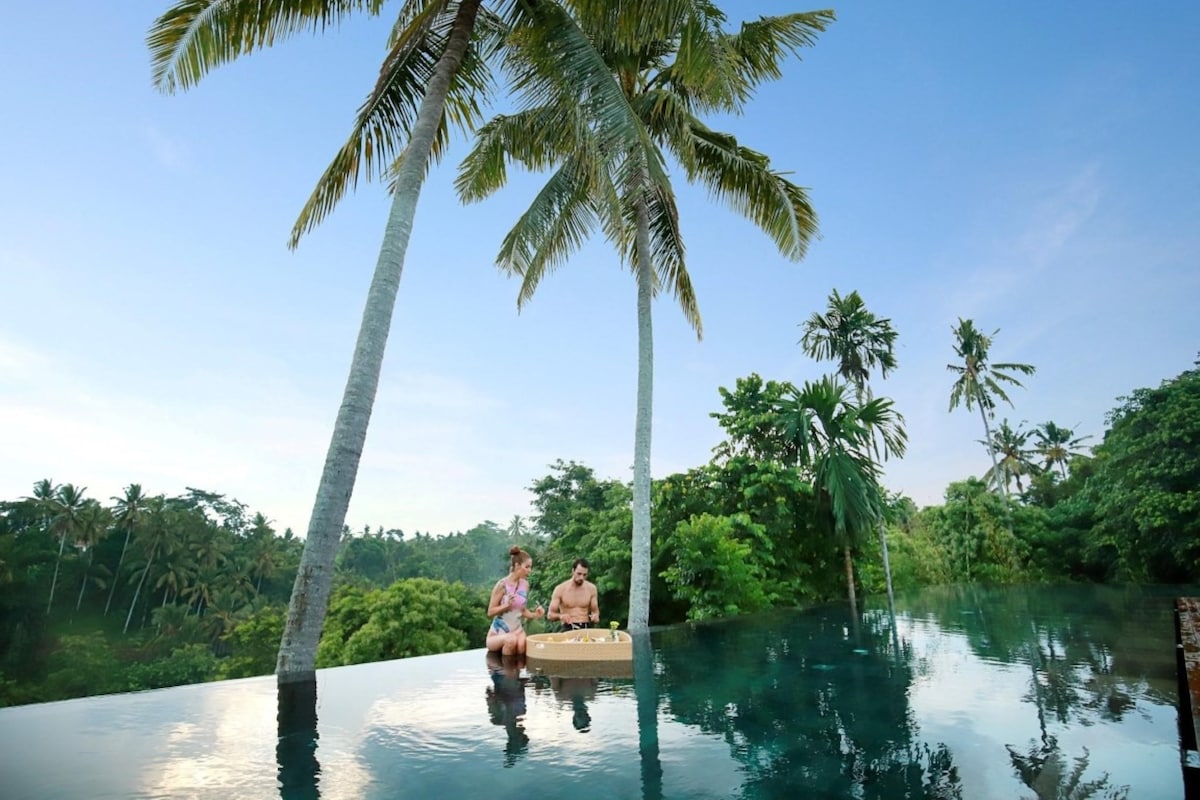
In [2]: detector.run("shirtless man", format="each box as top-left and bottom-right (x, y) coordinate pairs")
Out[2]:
(548, 558), (599, 630)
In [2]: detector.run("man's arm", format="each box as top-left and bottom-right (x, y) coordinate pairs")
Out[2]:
(589, 585), (599, 623)
(548, 584), (564, 622)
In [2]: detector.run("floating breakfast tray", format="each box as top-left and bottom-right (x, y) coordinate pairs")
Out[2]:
(526, 629), (633, 662)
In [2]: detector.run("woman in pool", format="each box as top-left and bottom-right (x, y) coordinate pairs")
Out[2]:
(487, 546), (544, 655)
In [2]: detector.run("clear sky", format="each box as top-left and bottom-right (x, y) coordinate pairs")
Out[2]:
(2, 2), (1197, 537)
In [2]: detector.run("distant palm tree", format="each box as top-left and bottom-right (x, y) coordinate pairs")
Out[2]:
(458, 2), (829, 631)
(1032, 422), (1092, 480)
(981, 419), (1041, 495)
(107, 484), (147, 615)
(506, 515), (527, 539)
(73, 501), (113, 612)
(45, 484), (88, 615)
(800, 288), (900, 605)
(125, 497), (175, 633)
(947, 319), (1035, 500)
(777, 377), (906, 612)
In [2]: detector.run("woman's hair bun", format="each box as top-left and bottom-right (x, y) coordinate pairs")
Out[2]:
(509, 545), (522, 556)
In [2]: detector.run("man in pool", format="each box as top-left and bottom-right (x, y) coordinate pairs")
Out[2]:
(547, 558), (599, 631)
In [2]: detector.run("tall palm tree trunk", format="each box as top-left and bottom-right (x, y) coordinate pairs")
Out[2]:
(104, 528), (132, 615)
(46, 530), (68, 615)
(275, 0), (483, 685)
(75, 549), (96, 612)
(977, 401), (1008, 500)
(124, 556), (154, 634)
(977, 397), (1015, 536)
(628, 175), (654, 635)
(843, 543), (857, 616)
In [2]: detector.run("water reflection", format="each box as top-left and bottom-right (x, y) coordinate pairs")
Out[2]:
(634, 632), (663, 800)
(0, 585), (1188, 799)
(548, 675), (597, 732)
(276, 680), (320, 800)
(484, 651), (530, 766)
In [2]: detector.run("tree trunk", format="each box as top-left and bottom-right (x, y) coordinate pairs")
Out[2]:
(878, 523), (895, 609)
(843, 543), (858, 616)
(104, 528), (132, 615)
(977, 401), (1008, 500)
(275, 0), (483, 685)
(75, 549), (95, 612)
(46, 530), (68, 615)
(124, 555), (153, 634)
(977, 395), (1015, 534)
(627, 171), (654, 635)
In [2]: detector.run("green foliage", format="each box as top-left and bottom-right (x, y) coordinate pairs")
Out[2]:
(661, 513), (768, 620)
(220, 605), (286, 679)
(1084, 361), (1200, 581)
(317, 578), (488, 668)
(124, 644), (220, 692)
(922, 479), (1029, 584)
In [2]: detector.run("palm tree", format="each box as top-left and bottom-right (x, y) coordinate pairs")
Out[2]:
(457, 2), (829, 631)
(947, 319), (1036, 501)
(45, 484), (88, 615)
(777, 377), (906, 613)
(980, 419), (1041, 495)
(107, 484), (147, 615)
(124, 497), (175, 634)
(73, 501), (113, 612)
(1032, 421), (1092, 480)
(149, 0), (657, 685)
(800, 289), (898, 396)
(800, 288), (899, 606)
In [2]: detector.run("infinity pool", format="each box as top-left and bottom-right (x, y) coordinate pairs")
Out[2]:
(0, 584), (1189, 799)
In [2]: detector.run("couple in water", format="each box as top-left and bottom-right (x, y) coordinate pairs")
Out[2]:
(486, 546), (600, 656)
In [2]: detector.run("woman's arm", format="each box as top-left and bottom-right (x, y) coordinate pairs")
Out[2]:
(486, 581), (510, 618)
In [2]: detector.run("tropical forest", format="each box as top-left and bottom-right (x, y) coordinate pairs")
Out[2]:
(2, 303), (1197, 707)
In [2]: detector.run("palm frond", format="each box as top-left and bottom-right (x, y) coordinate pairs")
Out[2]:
(502, 0), (668, 191)
(726, 11), (834, 86)
(643, 182), (702, 337)
(149, 0), (388, 93)
(289, 1), (496, 247)
(495, 155), (601, 307)
(682, 124), (818, 259)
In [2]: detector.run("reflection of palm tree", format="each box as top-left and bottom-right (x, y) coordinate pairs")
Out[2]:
(1007, 738), (1129, 799)
(277, 679), (321, 800)
(633, 634), (663, 800)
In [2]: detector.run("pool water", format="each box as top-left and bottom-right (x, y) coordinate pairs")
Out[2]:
(0, 584), (1189, 799)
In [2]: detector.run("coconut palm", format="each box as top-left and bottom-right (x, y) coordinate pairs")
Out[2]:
(45, 484), (88, 615)
(1032, 421), (1092, 480)
(947, 319), (1035, 501)
(776, 376), (906, 612)
(124, 497), (176, 633)
(73, 501), (113, 612)
(457, 2), (829, 631)
(980, 419), (1041, 495)
(150, 0), (660, 684)
(800, 288), (899, 606)
(107, 484), (147, 615)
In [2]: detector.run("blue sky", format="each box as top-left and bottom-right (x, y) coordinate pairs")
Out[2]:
(2, 2), (1197, 537)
